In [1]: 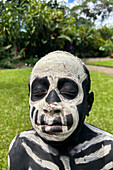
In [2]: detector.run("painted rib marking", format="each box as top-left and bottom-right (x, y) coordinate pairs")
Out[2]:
(60, 156), (71, 170)
(75, 144), (111, 164)
(72, 134), (113, 155)
(22, 142), (59, 170)
(100, 161), (113, 170)
(20, 131), (58, 156)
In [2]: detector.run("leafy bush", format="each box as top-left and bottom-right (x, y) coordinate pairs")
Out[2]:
(0, 47), (26, 68)
(99, 40), (113, 57)
(0, 0), (73, 62)
(71, 26), (109, 58)
(0, 35), (12, 59)
(99, 26), (113, 41)
(0, 0), (113, 67)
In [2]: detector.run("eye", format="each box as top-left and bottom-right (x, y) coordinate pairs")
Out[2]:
(31, 77), (49, 101)
(58, 78), (78, 100)
(60, 90), (78, 99)
(32, 88), (47, 101)
(33, 89), (47, 97)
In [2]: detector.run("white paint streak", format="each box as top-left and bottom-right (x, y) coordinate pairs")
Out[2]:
(100, 161), (113, 170)
(22, 142), (59, 170)
(20, 131), (58, 156)
(8, 155), (10, 169)
(75, 144), (111, 164)
(31, 51), (87, 83)
(60, 156), (71, 170)
(71, 124), (113, 155)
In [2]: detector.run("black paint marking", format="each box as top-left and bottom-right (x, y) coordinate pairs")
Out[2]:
(40, 114), (45, 125)
(52, 117), (62, 126)
(50, 126), (62, 132)
(66, 114), (73, 130)
(31, 107), (35, 119)
(58, 78), (78, 100)
(46, 90), (61, 104)
(42, 125), (46, 132)
(31, 76), (49, 101)
(35, 110), (38, 124)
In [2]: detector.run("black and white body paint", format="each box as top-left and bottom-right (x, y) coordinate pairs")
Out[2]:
(8, 51), (113, 170)
(29, 51), (87, 142)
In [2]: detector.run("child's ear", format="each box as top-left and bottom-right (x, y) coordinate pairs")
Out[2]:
(86, 92), (94, 116)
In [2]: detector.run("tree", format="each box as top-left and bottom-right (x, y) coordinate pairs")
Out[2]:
(70, 0), (113, 23)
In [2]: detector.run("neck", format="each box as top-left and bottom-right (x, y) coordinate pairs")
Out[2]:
(42, 123), (85, 150)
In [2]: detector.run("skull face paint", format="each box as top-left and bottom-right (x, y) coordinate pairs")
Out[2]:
(29, 51), (87, 142)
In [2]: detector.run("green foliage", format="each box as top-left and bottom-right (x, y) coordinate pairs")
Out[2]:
(0, 0), (113, 67)
(24, 56), (39, 66)
(99, 40), (113, 56)
(0, 35), (12, 59)
(0, 68), (113, 168)
(72, 26), (109, 58)
(0, 47), (26, 68)
(74, 0), (113, 22)
(99, 26), (113, 41)
(0, 0), (74, 62)
(1, 1), (25, 50)
(86, 59), (113, 68)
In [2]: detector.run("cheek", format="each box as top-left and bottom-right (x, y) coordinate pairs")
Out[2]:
(29, 98), (44, 115)
(77, 97), (88, 122)
(66, 114), (73, 130)
(29, 105), (39, 125)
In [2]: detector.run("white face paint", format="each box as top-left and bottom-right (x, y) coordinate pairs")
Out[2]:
(29, 51), (87, 141)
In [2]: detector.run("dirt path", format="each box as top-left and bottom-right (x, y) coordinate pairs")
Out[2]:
(86, 65), (113, 77)
(83, 57), (113, 77)
(83, 57), (111, 62)
(0, 57), (113, 77)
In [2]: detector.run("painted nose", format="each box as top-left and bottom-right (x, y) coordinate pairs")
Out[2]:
(46, 90), (61, 104)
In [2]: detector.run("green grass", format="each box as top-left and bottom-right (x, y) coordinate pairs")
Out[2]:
(86, 71), (113, 133)
(86, 59), (113, 67)
(0, 68), (32, 169)
(0, 68), (113, 169)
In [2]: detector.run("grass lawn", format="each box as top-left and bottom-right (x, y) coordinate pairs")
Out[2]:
(0, 68), (113, 169)
(85, 59), (113, 68)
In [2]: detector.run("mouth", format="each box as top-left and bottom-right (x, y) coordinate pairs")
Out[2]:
(34, 114), (73, 133)
(41, 125), (63, 133)
(35, 123), (72, 134)
(35, 120), (63, 133)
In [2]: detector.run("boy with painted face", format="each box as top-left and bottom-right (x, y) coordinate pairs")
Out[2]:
(9, 51), (113, 170)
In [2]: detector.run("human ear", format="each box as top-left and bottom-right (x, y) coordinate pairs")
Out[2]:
(86, 92), (94, 116)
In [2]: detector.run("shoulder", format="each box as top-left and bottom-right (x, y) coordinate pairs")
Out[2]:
(75, 123), (113, 156)
(9, 128), (36, 153)
(83, 123), (113, 154)
(8, 129), (36, 169)
(85, 122), (113, 140)
(73, 123), (113, 169)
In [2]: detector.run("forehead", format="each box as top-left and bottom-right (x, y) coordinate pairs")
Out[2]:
(30, 51), (87, 83)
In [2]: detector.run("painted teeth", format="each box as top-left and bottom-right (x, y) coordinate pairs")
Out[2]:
(62, 125), (68, 132)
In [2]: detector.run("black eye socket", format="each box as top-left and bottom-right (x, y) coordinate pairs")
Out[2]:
(31, 77), (49, 101)
(58, 78), (78, 100)
(32, 89), (47, 98)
